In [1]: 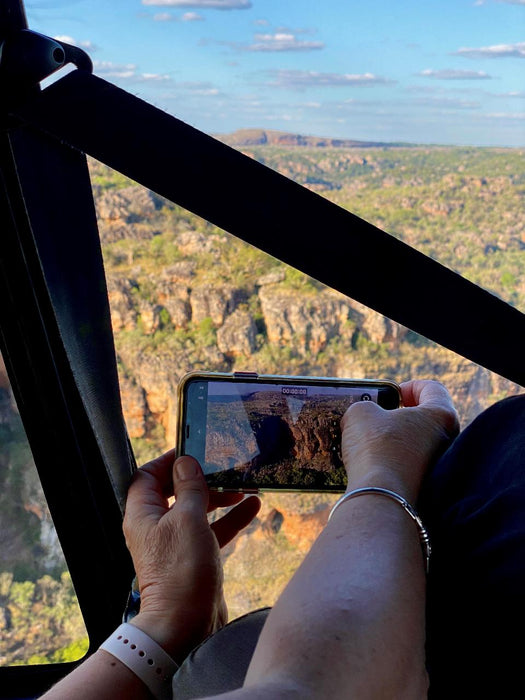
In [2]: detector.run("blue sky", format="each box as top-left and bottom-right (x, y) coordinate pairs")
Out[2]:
(26, 0), (525, 146)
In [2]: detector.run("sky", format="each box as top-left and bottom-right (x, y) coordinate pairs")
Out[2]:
(25, 0), (525, 146)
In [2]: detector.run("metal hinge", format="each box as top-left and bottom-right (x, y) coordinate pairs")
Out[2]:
(0, 28), (92, 95)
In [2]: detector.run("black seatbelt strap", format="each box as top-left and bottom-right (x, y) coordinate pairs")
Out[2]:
(11, 70), (525, 386)
(6, 123), (136, 508)
(0, 12), (135, 679)
(0, 121), (135, 654)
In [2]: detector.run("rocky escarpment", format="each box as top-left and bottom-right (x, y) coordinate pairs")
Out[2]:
(2, 145), (523, 660)
(95, 186), (161, 243)
(216, 128), (394, 150)
(106, 246), (409, 449)
(95, 181), (520, 457)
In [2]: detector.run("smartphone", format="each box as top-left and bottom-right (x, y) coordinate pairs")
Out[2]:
(176, 371), (401, 493)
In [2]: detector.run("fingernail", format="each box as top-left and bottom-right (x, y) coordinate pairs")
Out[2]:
(175, 456), (198, 481)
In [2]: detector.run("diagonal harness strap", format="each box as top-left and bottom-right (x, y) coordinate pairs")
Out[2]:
(10, 70), (525, 387)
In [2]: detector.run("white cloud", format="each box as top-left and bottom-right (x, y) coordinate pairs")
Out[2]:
(142, 0), (251, 8)
(178, 80), (220, 94)
(492, 90), (525, 98)
(413, 96), (481, 109)
(484, 112), (525, 119)
(152, 10), (203, 20)
(246, 32), (324, 52)
(419, 68), (492, 79)
(455, 42), (525, 59)
(476, 1), (525, 5)
(93, 60), (170, 82)
(182, 11), (204, 20)
(54, 35), (97, 52)
(139, 73), (173, 82)
(93, 61), (137, 79)
(267, 69), (394, 88)
(157, 80), (223, 99)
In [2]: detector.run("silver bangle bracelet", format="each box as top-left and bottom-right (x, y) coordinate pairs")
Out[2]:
(328, 487), (431, 574)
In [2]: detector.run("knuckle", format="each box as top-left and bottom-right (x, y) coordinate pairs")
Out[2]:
(344, 399), (379, 417)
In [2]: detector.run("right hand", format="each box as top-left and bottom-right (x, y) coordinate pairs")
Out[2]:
(123, 452), (260, 661)
(340, 379), (459, 502)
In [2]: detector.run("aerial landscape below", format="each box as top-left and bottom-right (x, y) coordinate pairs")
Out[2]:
(1, 132), (523, 664)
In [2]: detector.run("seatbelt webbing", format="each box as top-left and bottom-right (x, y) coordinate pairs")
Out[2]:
(11, 70), (525, 386)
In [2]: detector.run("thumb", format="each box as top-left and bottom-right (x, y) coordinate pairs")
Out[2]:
(172, 455), (210, 519)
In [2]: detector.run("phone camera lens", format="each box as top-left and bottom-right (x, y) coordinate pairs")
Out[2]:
(360, 393), (372, 402)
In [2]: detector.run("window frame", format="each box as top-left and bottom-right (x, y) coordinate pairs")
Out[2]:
(1, 1), (525, 697)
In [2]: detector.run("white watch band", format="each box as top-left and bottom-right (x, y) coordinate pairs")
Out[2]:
(100, 622), (178, 700)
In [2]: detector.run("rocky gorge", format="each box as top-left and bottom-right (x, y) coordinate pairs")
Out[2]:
(98, 183), (518, 458)
(93, 141), (523, 617)
(1, 138), (523, 658)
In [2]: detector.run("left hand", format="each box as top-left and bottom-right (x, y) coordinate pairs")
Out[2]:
(123, 450), (261, 662)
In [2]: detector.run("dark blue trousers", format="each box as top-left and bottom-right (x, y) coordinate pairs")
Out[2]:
(421, 394), (525, 698)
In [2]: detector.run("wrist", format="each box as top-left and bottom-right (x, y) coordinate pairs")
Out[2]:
(130, 610), (210, 665)
(346, 466), (422, 504)
(129, 613), (184, 663)
(100, 623), (177, 700)
(329, 486), (431, 574)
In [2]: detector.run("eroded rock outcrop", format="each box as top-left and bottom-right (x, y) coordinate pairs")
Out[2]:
(258, 285), (353, 354)
(217, 309), (258, 357)
(96, 186), (160, 243)
(191, 284), (240, 327)
(110, 270), (412, 446)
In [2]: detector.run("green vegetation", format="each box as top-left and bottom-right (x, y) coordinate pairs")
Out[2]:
(98, 142), (525, 621)
(90, 163), (135, 191)
(0, 572), (88, 666)
(246, 145), (525, 310)
(1, 139), (523, 664)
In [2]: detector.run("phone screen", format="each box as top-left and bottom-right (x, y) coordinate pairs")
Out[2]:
(180, 377), (399, 492)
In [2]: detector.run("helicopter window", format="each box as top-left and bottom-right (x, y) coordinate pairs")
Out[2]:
(0, 354), (89, 667)
(0, 2), (518, 693)
(91, 150), (521, 619)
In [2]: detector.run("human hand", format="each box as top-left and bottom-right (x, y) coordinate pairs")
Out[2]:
(122, 450), (261, 662)
(341, 380), (459, 502)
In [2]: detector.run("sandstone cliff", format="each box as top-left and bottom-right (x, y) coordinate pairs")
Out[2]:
(216, 128), (395, 150)
(92, 149), (523, 616)
(94, 178), (521, 460)
(2, 141), (524, 657)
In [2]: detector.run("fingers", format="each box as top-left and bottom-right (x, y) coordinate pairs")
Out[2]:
(126, 448), (257, 543)
(170, 458), (260, 546)
(401, 380), (460, 438)
(170, 457), (260, 544)
(211, 496), (261, 548)
(341, 395), (383, 431)
(400, 380), (454, 410)
(339, 379), (459, 496)
(170, 455), (210, 521)
(125, 449), (177, 525)
(208, 491), (245, 513)
(138, 448), (177, 484)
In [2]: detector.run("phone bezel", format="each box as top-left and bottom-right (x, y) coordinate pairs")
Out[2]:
(176, 371), (401, 493)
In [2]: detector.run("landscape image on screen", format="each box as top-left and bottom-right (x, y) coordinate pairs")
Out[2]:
(203, 384), (376, 490)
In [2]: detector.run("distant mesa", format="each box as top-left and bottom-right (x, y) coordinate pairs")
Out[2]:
(214, 128), (399, 149)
